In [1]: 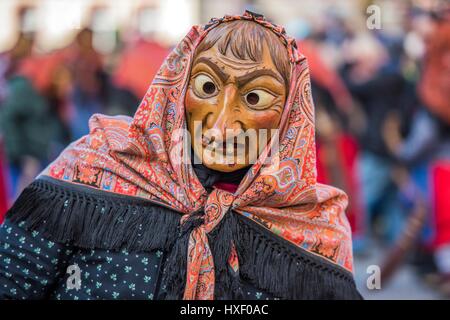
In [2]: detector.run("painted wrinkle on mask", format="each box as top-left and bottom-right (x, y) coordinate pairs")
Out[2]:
(185, 44), (287, 172)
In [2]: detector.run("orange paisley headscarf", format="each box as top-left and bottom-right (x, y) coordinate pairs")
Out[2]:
(42, 12), (353, 300)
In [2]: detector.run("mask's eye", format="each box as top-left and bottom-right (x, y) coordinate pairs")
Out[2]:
(244, 89), (276, 109)
(193, 74), (218, 98)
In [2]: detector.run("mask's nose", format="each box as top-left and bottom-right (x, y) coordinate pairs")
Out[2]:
(204, 85), (242, 143)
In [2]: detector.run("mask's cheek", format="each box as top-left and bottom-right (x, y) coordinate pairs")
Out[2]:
(185, 88), (212, 141)
(185, 87), (218, 116)
(241, 109), (283, 132)
(234, 111), (281, 162)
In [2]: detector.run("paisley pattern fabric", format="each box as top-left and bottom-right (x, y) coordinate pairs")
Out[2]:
(41, 11), (353, 300)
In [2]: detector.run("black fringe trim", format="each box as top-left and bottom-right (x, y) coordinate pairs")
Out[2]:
(233, 214), (363, 300)
(5, 176), (362, 300)
(208, 211), (244, 300)
(159, 210), (205, 299)
(6, 176), (181, 252)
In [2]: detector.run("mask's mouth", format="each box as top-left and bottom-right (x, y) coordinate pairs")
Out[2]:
(201, 135), (247, 155)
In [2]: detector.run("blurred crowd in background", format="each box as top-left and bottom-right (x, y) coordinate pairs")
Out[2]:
(0, 0), (449, 299)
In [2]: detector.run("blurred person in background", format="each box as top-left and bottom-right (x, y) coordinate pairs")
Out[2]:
(385, 8), (450, 295)
(341, 32), (406, 251)
(0, 6), (39, 218)
(0, 148), (6, 222)
(66, 6), (145, 128)
(0, 50), (71, 208)
(112, 5), (170, 116)
(65, 27), (105, 140)
(0, 31), (34, 221)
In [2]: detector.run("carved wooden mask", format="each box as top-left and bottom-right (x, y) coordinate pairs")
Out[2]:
(185, 20), (291, 172)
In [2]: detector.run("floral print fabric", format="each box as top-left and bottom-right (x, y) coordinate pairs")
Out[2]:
(0, 219), (274, 300)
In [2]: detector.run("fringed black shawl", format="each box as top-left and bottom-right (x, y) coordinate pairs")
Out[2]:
(5, 176), (362, 300)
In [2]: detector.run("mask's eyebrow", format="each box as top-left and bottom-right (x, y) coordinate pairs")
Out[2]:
(235, 69), (284, 88)
(192, 57), (229, 83)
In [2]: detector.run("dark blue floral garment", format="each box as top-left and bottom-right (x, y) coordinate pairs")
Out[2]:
(0, 219), (273, 300)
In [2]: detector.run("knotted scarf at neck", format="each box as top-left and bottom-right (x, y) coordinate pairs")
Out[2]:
(41, 11), (354, 300)
(164, 156), (250, 299)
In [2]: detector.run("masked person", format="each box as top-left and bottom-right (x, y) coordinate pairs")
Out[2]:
(0, 12), (361, 300)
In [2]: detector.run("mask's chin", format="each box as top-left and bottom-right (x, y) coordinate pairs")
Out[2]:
(203, 160), (248, 173)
